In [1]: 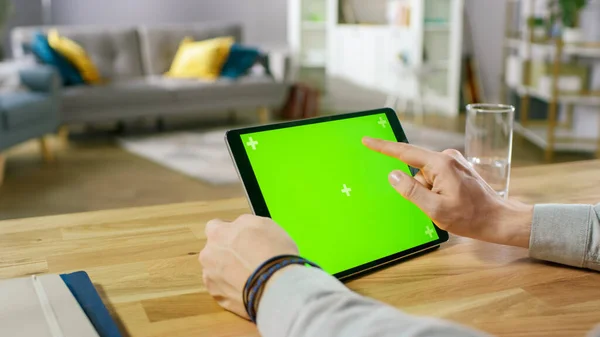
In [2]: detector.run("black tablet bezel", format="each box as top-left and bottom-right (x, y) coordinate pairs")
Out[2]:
(226, 108), (449, 280)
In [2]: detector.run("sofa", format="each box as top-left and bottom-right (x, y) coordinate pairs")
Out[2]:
(0, 64), (60, 184)
(10, 23), (289, 128)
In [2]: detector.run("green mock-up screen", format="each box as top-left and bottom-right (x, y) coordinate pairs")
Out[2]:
(242, 113), (438, 274)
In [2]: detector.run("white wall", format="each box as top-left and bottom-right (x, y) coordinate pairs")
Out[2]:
(49, 0), (288, 46)
(4, 0), (43, 57)
(464, 0), (506, 102)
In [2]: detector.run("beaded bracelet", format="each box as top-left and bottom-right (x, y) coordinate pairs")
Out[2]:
(243, 255), (321, 323)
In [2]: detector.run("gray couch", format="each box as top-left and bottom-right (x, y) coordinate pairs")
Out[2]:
(10, 23), (289, 126)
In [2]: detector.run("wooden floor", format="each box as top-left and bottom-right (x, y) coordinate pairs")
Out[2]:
(0, 113), (595, 221)
(0, 135), (245, 221)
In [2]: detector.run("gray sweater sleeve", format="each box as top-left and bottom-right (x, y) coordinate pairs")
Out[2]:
(256, 203), (600, 337)
(257, 267), (488, 337)
(530, 204), (600, 271)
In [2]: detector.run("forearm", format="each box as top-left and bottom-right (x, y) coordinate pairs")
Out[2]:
(530, 204), (600, 271)
(257, 266), (488, 337)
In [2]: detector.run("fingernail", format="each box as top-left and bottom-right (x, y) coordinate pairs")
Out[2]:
(389, 171), (405, 186)
(362, 136), (374, 145)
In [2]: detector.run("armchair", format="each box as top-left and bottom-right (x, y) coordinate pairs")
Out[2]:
(0, 64), (60, 185)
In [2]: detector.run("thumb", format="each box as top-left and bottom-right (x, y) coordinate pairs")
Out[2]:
(389, 170), (439, 215)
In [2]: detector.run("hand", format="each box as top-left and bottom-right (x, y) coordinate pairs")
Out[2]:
(199, 215), (299, 319)
(363, 137), (533, 248)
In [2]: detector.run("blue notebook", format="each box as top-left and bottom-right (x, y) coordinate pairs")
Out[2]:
(60, 271), (123, 337)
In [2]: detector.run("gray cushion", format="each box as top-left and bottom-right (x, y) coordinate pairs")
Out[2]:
(62, 78), (176, 112)
(1, 92), (52, 130)
(138, 23), (243, 76)
(148, 75), (287, 103)
(11, 26), (144, 79)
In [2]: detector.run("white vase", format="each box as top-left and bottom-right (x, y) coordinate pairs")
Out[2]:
(562, 28), (583, 43)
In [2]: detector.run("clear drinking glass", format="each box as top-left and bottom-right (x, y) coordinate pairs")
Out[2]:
(465, 104), (515, 199)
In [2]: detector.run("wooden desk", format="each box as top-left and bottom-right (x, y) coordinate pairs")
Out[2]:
(1, 161), (600, 337)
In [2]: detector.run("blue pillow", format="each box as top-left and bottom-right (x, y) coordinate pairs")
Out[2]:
(220, 44), (261, 79)
(30, 33), (84, 86)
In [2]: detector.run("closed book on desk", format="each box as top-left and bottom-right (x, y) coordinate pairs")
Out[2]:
(0, 271), (122, 337)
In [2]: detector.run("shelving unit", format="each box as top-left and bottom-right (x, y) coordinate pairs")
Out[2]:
(513, 85), (600, 105)
(502, 0), (600, 161)
(504, 38), (600, 57)
(326, 0), (464, 116)
(514, 123), (600, 152)
(302, 21), (327, 30)
(288, 0), (328, 77)
(424, 24), (451, 32)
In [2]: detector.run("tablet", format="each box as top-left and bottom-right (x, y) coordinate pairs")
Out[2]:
(226, 108), (448, 280)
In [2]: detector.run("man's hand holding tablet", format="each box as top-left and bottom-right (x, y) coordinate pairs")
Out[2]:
(200, 215), (299, 319)
(200, 109), (534, 320)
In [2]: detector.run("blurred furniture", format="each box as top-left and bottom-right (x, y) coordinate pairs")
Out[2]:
(327, 0), (464, 116)
(0, 64), (60, 185)
(1, 160), (599, 336)
(288, 0), (328, 80)
(281, 83), (321, 120)
(502, 0), (600, 162)
(11, 23), (290, 133)
(385, 60), (449, 123)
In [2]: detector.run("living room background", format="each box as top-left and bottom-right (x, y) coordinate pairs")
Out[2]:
(1, 1), (600, 335)
(5, 0), (506, 100)
(1, 0), (598, 220)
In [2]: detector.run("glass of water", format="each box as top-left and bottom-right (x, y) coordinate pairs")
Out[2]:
(465, 104), (515, 199)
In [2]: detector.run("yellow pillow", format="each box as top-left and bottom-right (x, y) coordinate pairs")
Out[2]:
(47, 29), (102, 84)
(165, 36), (234, 80)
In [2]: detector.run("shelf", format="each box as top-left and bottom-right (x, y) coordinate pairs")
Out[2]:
(301, 59), (326, 68)
(423, 60), (450, 71)
(301, 51), (326, 67)
(336, 24), (389, 29)
(504, 37), (523, 49)
(390, 60), (449, 75)
(504, 38), (600, 57)
(511, 85), (600, 106)
(302, 21), (326, 31)
(425, 24), (450, 32)
(515, 122), (599, 152)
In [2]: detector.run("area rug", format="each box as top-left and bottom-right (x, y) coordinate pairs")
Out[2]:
(119, 123), (464, 185)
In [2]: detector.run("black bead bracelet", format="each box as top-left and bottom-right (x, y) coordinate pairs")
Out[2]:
(242, 255), (321, 323)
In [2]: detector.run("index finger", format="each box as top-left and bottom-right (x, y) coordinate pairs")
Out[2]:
(362, 137), (437, 169)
